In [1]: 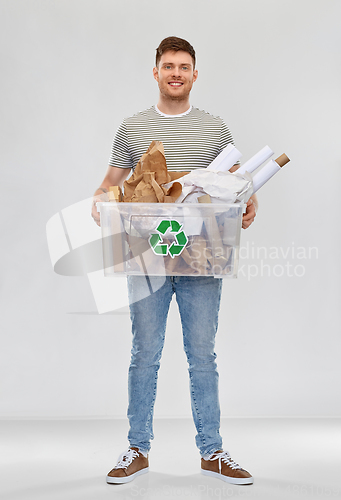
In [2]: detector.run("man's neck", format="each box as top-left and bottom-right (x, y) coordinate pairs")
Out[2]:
(156, 96), (191, 115)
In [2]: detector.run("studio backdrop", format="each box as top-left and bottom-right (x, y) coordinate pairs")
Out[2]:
(1, 0), (340, 419)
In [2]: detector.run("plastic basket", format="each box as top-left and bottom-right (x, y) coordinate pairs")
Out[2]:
(97, 202), (244, 278)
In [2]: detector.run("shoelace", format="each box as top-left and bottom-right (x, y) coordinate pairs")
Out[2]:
(208, 451), (242, 473)
(114, 448), (139, 469)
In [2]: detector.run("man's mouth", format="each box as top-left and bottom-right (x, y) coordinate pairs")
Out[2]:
(168, 82), (183, 87)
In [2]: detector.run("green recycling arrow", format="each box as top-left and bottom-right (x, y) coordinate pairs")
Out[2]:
(156, 219), (182, 234)
(149, 219), (188, 258)
(149, 233), (168, 255)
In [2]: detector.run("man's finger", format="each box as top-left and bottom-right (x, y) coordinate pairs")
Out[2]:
(243, 210), (256, 221)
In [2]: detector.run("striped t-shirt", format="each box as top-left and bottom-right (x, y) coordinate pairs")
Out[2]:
(108, 105), (236, 172)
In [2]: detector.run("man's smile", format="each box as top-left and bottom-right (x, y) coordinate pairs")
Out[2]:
(168, 81), (184, 87)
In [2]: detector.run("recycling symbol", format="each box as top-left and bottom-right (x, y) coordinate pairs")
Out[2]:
(148, 219), (188, 258)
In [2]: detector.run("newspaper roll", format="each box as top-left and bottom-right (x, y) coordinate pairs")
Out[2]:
(237, 145), (274, 175)
(207, 144), (242, 172)
(252, 154), (290, 194)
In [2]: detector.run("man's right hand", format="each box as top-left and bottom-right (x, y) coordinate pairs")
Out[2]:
(91, 166), (132, 226)
(91, 188), (109, 227)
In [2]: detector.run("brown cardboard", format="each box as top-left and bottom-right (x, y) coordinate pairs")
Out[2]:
(109, 185), (122, 201)
(275, 153), (290, 168)
(197, 194), (211, 204)
(127, 234), (159, 274)
(183, 235), (211, 273)
(169, 171), (190, 181)
(123, 141), (189, 203)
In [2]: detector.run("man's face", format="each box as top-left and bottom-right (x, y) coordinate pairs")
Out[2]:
(153, 50), (198, 102)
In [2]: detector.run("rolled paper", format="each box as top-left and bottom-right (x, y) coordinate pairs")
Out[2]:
(207, 144), (242, 172)
(252, 153), (290, 194)
(198, 194), (227, 266)
(237, 145), (274, 175)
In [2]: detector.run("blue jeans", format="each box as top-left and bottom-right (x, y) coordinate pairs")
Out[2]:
(127, 275), (223, 457)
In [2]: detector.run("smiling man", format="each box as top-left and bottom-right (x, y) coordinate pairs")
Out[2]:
(153, 50), (198, 114)
(92, 36), (256, 485)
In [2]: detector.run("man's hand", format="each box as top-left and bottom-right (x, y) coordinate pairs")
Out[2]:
(91, 188), (109, 227)
(91, 166), (132, 226)
(242, 198), (257, 229)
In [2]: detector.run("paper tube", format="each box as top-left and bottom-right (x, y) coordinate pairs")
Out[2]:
(198, 195), (228, 270)
(252, 154), (290, 194)
(207, 144), (242, 172)
(237, 145), (274, 175)
(275, 153), (290, 168)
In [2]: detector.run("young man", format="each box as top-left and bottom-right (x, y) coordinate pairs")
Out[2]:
(92, 37), (257, 485)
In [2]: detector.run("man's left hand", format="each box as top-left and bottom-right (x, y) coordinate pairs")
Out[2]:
(242, 198), (257, 229)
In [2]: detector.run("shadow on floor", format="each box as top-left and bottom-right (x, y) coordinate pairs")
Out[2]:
(4, 471), (340, 500)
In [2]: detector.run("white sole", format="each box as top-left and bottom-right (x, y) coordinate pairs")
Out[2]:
(201, 468), (254, 485)
(106, 466), (149, 484)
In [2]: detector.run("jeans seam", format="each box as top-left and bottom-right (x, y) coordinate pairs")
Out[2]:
(145, 368), (158, 438)
(189, 371), (205, 446)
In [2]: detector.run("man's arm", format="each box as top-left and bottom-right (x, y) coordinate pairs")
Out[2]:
(92, 165), (132, 226)
(230, 163), (258, 229)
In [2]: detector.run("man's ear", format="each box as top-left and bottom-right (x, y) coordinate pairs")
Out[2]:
(193, 69), (198, 82)
(153, 66), (159, 82)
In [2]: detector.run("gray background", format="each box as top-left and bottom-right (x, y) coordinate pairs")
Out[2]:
(1, 0), (340, 419)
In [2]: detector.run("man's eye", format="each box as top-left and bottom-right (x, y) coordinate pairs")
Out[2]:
(182, 66), (189, 70)
(165, 65), (172, 69)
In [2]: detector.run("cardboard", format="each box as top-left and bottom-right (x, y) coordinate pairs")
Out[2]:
(275, 153), (290, 168)
(109, 186), (122, 202)
(122, 141), (188, 203)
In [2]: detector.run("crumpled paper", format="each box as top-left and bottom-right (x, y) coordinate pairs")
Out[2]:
(115, 142), (241, 277)
(163, 169), (253, 204)
(123, 141), (188, 203)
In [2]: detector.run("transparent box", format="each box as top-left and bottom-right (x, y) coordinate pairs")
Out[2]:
(97, 202), (244, 278)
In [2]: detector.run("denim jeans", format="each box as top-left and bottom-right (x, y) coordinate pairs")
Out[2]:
(127, 275), (223, 457)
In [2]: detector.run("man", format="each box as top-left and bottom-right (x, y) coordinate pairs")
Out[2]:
(92, 36), (257, 485)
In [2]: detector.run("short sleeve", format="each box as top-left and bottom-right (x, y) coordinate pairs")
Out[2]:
(108, 120), (133, 169)
(220, 120), (240, 165)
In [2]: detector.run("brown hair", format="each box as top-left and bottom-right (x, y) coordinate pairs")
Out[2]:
(155, 36), (196, 68)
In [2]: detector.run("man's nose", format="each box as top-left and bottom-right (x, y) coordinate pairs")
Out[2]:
(172, 66), (181, 77)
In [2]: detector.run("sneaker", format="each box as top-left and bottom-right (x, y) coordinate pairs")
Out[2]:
(106, 447), (149, 484)
(201, 450), (253, 485)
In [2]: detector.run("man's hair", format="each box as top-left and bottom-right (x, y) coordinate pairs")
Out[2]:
(155, 36), (196, 68)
